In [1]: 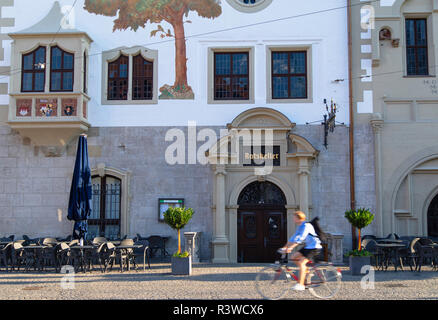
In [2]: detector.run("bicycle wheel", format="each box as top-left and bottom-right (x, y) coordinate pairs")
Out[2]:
(255, 265), (291, 300)
(307, 265), (342, 299)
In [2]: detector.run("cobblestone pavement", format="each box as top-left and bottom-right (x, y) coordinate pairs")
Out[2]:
(0, 263), (437, 300)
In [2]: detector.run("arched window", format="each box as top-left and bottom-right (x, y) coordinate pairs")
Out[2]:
(108, 55), (129, 100)
(132, 54), (153, 100)
(226, 0), (273, 13)
(238, 181), (286, 206)
(21, 46), (46, 92)
(50, 46), (74, 91)
(89, 175), (122, 240)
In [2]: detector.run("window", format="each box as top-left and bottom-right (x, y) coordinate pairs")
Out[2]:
(89, 175), (121, 240)
(272, 51), (307, 99)
(21, 46), (46, 92)
(406, 18), (428, 76)
(214, 52), (249, 100)
(50, 46), (74, 91)
(108, 55), (129, 100)
(132, 54), (153, 100)
(102, 47), (158, 105)
(226, 0), (273, 13)
(83, 51), (87, 94)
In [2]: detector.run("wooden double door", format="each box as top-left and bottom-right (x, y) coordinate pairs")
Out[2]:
(237, 207), (287, 263)
(428, 195), (438, 237)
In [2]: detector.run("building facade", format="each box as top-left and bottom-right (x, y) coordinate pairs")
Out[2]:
(0, 0), (373, 262)
(352, 0), (438, 238)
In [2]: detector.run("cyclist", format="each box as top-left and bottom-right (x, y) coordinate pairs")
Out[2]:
(279, 211), (322, 291)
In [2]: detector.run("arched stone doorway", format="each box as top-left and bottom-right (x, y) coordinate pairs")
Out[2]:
(428, 194), (438, 237)
(237, 181), (287, 262)
(207, 107), (318, 263)
(390, 156), (438, 236)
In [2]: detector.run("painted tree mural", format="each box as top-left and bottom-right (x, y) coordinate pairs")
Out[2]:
(84, 0), (222, 99)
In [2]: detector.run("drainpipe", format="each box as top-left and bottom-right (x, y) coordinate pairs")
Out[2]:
(347, 0), (357, 249)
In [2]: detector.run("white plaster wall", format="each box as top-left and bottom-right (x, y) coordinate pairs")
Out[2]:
(6, 0), (349, 127)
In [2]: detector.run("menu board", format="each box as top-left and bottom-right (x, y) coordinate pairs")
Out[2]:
(158, 198), (184, 221)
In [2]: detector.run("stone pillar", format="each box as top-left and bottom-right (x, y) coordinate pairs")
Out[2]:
(298, 158), (310, 216)
(212, 165), (230, 263)
(327, 233), (344, 265)
(228, 205), (239, 263)
(184, 232), (202, 263)
(285, 205), (299, 239)
(371, 113), (384, 237)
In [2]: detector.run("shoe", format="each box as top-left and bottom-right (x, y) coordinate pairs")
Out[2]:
(291, 283), (305, 291)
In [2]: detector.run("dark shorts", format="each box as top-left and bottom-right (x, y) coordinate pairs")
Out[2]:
(298, 248), (321, 261)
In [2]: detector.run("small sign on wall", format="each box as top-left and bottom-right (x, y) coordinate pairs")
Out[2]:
(158, 198), (184, 222)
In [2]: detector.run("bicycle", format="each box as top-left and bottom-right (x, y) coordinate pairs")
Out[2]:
(255, 249), (342, 300)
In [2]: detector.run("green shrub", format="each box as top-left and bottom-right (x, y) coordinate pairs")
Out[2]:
(173, 251), (190, 258)
(163, 207), (194, 255)
(345, 208), (374, 251)
(345, 249), (372, 257)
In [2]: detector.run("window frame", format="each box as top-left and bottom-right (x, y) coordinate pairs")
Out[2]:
(214, 51), (250, 101)
(132, 54), (154, 101)
(266, 46), (313, 104)
(405, 18), (429, 76)
(208, 47), (255, 105)
(107, 54), (129, 101)
(21, 46), (46, 93)
(50, 46), (74, 92)
(101, 47), (158, 105)
(90, 174), (122, 240)
(83, 50), (87, 94)
(271, 50), (308, 100)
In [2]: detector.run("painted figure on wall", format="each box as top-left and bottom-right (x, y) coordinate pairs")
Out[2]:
(84, 0), (222, 100)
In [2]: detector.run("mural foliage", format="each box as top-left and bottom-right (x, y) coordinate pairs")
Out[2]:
(84, 0), (222, 99)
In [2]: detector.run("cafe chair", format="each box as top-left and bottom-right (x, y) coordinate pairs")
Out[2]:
(398, 238), (420, 271)
(92, 237), (108, 246)
(10, 242), (26, 271)
(417, 238), (435, 272)
(99, 242), (117, 273)
(363, 239), (383, 269)
(119, 239), (136, 272)
(54, 243), (71, 272)
(0, 243), (12, 272)
(146, 235), (167, 261)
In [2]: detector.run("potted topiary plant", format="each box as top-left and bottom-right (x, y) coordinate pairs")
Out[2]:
(344, 208), (375, 275)
(163, 206), (194, 275)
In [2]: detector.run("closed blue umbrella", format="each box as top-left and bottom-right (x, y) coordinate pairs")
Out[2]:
(67, 134), (92, 242)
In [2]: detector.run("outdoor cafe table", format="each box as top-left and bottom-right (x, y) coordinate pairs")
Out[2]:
(114, 244), (150, 272)
(376, 243), (407, 272)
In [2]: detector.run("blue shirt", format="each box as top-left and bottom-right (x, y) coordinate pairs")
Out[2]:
(289, 222), (322, 249)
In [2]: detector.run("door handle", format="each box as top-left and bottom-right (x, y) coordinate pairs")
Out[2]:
(264, 237), (267, 248)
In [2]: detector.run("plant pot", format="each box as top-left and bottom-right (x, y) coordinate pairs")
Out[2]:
(171, 255), (192, 275)
(349, 256), (371, 275)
